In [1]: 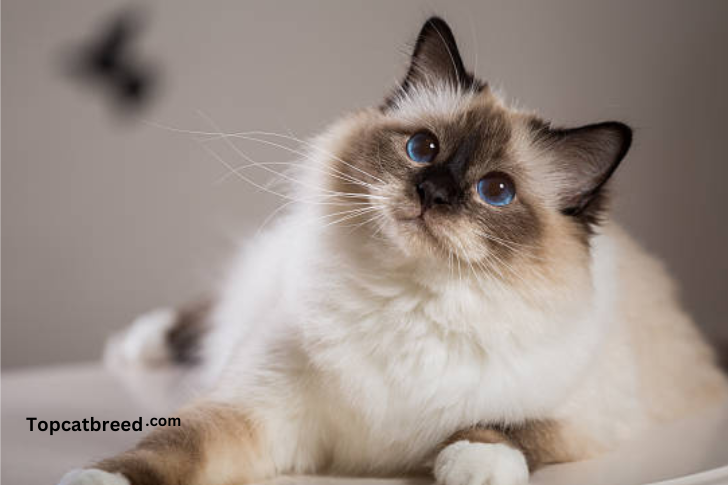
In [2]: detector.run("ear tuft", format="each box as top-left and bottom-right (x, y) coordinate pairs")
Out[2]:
(385, 17), (481, 108)
(534, 121), (632, 226)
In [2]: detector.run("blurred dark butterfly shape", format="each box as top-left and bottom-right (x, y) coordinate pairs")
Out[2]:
(68, 8), (158, 112)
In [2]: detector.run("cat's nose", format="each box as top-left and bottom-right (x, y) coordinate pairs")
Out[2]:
(417, 178), (455, 210)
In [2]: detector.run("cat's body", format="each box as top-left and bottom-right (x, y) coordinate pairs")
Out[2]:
(176, 212), (724, 474)
(62, 17), (726, 485)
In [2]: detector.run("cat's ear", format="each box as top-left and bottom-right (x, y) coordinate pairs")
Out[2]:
(536, 121), (632, 222)
(397, 17), (475, 94)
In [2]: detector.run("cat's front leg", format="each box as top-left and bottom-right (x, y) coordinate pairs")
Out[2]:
(433, 421), (572, 485)
(58, 401), (276, 485)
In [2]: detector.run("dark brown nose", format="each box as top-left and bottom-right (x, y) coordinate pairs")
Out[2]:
(416, 172), (458, 210)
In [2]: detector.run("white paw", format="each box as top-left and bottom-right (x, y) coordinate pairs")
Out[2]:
(104, 308), (176, 369)
(58, 468), (130, 485)
(434, 441), (529, 485)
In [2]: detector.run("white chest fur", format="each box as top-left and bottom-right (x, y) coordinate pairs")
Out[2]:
(210, 222), (617, 473)
(280, 235), (616, 471)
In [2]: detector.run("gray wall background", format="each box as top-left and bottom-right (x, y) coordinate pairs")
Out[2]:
(3, 0), (727, 369)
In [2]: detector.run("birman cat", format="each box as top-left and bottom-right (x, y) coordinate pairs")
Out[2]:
(60, 17), (726, 485)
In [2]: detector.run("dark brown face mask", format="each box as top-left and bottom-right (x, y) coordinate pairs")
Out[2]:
(385, 16), (631, 235)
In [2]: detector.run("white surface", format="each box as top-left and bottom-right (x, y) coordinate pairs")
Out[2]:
(2, 364), (728, 485)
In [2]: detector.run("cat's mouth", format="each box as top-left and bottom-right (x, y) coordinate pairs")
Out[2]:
(391, 204), (451, 251)
(391, 201), (427, 227)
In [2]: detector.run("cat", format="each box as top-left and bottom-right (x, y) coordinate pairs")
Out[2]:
(59, 16), (727, 485)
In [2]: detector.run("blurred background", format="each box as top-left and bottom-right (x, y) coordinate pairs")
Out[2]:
(3, 0), (728, 369)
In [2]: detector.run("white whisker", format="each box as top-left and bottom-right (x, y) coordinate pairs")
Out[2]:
(143, 119), (386, 185)
(200, 145), (377, 208)
(212, 135), (377, 191)
(197, 112), (381, 202)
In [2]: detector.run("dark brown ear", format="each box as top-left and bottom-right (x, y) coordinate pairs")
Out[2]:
(386, 17), (480, 107)
(535, 121), (632, 224)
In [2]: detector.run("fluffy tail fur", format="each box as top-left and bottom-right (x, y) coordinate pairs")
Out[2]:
(104, 299), (212, 370)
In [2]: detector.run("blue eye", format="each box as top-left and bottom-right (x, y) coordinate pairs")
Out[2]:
(477, 172), (516, 206)
(406, 131), (438, 163)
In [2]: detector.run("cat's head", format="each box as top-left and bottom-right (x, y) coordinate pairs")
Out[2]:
(313, 17), (631, 282)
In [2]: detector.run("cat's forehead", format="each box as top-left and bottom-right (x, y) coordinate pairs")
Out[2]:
(387, 83), (480, 120)
(389, 82), (509, 129)
(387, 82), (504, 121)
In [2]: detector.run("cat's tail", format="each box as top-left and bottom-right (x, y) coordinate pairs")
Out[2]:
(104, 298), (212, 370)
